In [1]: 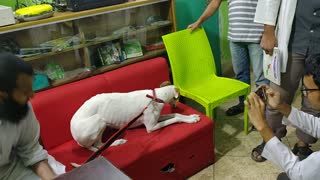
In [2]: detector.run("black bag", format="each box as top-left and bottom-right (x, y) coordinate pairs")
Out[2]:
(66, 0), (127, 11)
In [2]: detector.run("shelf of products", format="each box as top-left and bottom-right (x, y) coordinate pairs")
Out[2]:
(0, 0), (176, 91)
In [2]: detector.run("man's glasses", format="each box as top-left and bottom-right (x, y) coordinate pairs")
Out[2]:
(301, 78), (320, 96)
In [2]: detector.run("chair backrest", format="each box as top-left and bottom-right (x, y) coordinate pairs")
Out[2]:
(162, 28), (217, 89)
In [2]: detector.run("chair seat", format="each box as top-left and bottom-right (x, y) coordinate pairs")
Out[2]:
(180, 77), (249, 107)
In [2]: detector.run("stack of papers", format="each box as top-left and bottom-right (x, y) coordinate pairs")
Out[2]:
(263, 47), (281, 85)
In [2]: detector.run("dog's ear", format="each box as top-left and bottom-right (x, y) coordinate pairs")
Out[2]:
(160, 81), (172, 87)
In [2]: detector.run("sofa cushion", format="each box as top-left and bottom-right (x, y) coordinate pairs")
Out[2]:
(31, 75), (112, 150)
(48, 103), (214, 179)
(103, 57), (170, 92)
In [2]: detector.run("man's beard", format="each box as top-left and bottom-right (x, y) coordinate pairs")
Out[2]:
(0, 96), (29, 124)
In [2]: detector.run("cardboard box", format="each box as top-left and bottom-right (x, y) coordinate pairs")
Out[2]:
(0, 6), (15, 27)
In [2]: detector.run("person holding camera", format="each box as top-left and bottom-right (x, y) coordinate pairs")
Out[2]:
(245, 54), (320, 180)
(251, 0), (320, 162)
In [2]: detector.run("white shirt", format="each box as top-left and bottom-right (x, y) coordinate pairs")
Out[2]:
(254, 0), (297, 72)
(262, 107), (320, 180)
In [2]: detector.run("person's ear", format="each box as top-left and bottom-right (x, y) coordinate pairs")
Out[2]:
(0, 91), (8, 103)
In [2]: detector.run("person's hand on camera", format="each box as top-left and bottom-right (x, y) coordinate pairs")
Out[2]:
(265, 86), (282, 109)
(255, 85), (281, 109)
(255, 85), (292, 118)
(244, 92), (268, 131)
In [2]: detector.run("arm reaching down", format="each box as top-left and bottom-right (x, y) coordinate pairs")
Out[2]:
(188, 0), (222, 32)
(16, 105), (56, 179)
(31, 160), (56, 180)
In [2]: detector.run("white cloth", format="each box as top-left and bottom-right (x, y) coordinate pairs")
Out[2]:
(262, 107), (320, 180)
(254, 0), (297, 72)
(0, 103), (65, 180)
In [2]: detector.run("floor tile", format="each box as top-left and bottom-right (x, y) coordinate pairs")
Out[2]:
(213, 156), (281, 180)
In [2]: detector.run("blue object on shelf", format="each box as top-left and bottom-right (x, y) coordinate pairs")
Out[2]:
(33, 74), (49, 91)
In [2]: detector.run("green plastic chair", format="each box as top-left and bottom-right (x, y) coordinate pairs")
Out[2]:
(162, 28), (251, 134)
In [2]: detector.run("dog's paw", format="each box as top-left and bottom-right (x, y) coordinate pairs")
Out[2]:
(185, 114), (200, 123)
(111, 139), (127, 146)
(189, 114), (200, 118)
(70, 162), (82, 168)
(88, 146), (99, 152)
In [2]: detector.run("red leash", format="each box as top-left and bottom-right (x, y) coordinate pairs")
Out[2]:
(85, 107), (147, 163)
(146, 89), (165, 103)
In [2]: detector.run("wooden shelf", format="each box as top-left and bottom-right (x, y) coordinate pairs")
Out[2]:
(23, 44), (86, 61)
(21, 22), (171, 62)
(86, 22), (172, 47)
(0, 0), (170, 34)
(49, 48), (166, 88)
(93, 48), (166, 75)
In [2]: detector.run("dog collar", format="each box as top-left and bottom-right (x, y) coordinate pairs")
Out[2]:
(146, 89), (165, 103)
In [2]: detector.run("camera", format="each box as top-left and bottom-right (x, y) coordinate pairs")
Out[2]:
(255, 87), (267, 103)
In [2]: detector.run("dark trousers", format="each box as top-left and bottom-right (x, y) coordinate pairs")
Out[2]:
(266, 53), (319, 144)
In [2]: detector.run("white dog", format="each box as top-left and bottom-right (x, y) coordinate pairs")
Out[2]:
(70, 83), (200, 151)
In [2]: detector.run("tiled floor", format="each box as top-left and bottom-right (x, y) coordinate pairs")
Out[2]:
(186, 85), (320, 180)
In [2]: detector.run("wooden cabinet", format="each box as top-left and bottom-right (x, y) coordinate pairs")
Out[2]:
(0, 0), (176, 89)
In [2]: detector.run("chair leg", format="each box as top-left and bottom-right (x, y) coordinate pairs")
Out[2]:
(205, 107), (214, 120)
(244, 91), (250, 135)
(244, 106), (249, 135)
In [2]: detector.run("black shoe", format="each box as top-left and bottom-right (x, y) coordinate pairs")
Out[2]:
(251, 142), (267, 162)
(226, 104), (244, 116)
(251, 125), (257, 131)
(277, 172), (290, 180)
(292, 143), (313, 160)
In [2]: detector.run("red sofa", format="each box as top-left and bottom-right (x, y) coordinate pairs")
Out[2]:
(30, 57), (214, 179)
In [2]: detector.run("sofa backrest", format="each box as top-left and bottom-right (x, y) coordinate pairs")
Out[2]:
(31, 75), (111, 149)
(30, 57), (170, 150)
(103, 57), (170, 92)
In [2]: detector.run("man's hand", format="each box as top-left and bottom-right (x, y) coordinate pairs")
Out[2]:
(245, 92), (275, 142)
(187, 0), (222, 33)
(32, 160), (56, 180)
(264, 85), (281, 109)
(260, 85), (291, 117)
(188, 21), (201, 32)
(260, 25), (277, 55)
(244, 92), (268, 131)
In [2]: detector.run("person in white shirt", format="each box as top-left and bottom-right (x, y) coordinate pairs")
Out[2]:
(252, 0), (320, 162)
(0, 53), (65, 180)
(245, 53), (320, 180)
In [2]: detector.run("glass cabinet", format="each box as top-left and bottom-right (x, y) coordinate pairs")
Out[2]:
(0, 0), (176, 89)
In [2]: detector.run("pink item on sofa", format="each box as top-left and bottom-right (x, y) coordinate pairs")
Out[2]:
(30, 57), (214, 179)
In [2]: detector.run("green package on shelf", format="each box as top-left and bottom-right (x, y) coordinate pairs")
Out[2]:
(45, 63), (64, 80)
